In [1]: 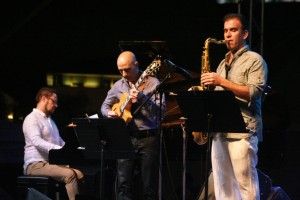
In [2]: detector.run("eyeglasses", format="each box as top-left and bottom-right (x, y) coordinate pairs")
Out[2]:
(48, 97), (58, 105)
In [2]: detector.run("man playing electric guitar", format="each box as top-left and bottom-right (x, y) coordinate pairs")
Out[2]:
(100, 51), (166, 200)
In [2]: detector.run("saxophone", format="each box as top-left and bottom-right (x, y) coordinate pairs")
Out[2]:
(190, 37), (226, 145)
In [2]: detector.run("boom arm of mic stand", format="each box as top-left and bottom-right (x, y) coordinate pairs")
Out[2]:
(132, 72), (171, 116)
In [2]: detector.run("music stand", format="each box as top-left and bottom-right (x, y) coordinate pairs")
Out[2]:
(175, 90), (247, 200)
(71, 118), (135, 200)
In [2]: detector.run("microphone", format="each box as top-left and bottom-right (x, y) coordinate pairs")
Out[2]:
(164, 59), (192, 80)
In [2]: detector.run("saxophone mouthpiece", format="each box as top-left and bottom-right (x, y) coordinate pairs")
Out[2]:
(207, 38), (227, 45)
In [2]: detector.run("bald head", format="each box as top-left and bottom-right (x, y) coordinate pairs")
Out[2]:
(117, 51), (140, 82)
(117, 51), (136, 65)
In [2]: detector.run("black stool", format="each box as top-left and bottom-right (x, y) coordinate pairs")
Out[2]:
(17, 175), (66, 200)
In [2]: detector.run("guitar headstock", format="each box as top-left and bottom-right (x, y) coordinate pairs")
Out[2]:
(144, 58), (161, 77)
(136, 57), (162, 87)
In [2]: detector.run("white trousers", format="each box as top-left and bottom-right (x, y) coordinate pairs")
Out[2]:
(211, 134), (260, 200)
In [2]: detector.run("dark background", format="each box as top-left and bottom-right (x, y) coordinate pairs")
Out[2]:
(0, 0), (299, 199)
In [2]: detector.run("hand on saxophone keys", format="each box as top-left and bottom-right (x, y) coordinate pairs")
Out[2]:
(201, 72), (222, 87)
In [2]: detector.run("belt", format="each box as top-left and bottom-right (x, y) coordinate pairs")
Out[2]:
(130, 129), (158, 139)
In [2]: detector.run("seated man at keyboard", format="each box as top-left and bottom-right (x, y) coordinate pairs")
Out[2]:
(22, 87), (84, 200)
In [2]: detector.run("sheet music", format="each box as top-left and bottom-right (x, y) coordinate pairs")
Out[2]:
(88, 114), (99, 119)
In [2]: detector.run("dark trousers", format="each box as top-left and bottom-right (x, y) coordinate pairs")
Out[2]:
(116, 135), (159, 200)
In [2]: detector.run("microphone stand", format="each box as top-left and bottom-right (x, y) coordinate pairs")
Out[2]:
(133, 70), (171, 200)
(181, 119), (187, 200)
(134, 58), (191, 115)
(133, 57), (191, 200)
(164, 59), (192, 80)
(132, 72), (170, 116)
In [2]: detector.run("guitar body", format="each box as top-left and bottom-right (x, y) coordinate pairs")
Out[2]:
(112, 93), (133, 124)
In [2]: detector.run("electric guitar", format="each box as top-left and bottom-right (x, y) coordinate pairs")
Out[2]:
(112, 57), (161, 124)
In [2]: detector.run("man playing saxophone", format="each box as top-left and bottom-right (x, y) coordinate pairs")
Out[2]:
(201, 13), (268, 199)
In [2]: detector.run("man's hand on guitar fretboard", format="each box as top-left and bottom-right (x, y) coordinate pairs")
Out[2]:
(130, 88), (143, 104)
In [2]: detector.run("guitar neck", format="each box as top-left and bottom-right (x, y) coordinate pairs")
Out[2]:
(134, 71), (147, 89)
(120, 72), (147, 111)
(120, 96), (131, 111)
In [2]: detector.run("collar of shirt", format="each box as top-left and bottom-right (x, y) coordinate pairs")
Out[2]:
(225, 45), (249, 70)
(33, 108), (47, 118)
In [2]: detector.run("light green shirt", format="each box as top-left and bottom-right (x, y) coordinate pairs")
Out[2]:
(215, 45), (268, 141)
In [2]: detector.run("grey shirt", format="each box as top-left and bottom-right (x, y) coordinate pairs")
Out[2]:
(215, 45), (268, 141)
